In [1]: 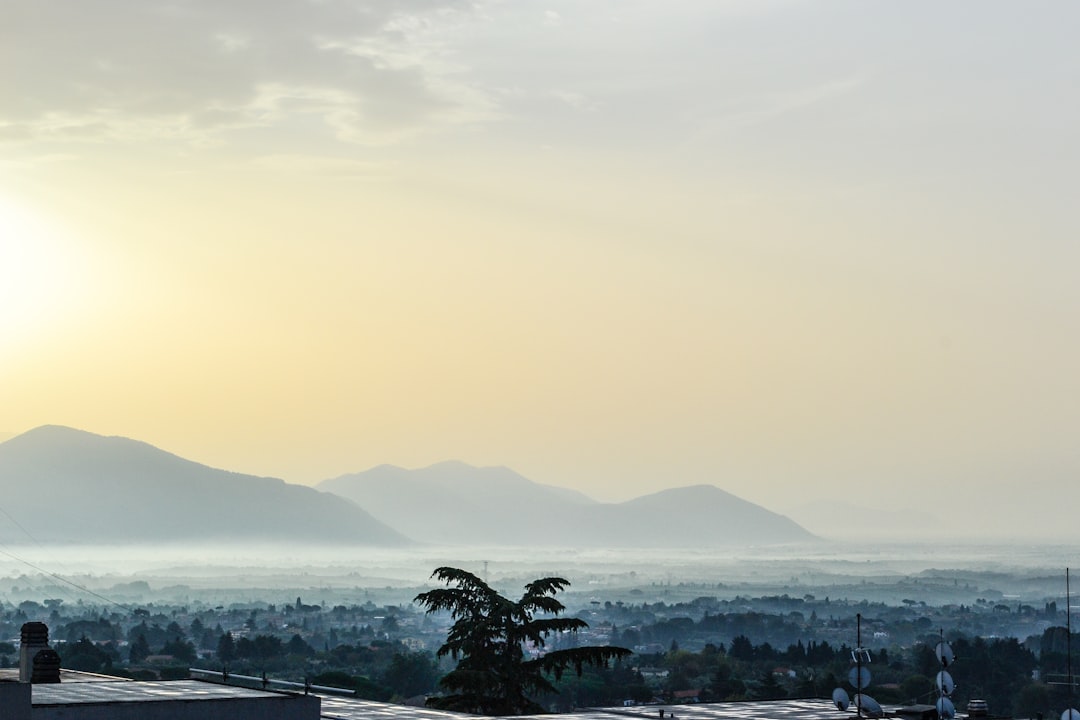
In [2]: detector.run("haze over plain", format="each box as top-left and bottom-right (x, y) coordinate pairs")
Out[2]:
(1, 2), (1078, 539)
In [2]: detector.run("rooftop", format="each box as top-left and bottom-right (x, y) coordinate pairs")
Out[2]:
(0, 667), (888, 720)
(319, 698), (854, 720)
(31, 679), (303, 706)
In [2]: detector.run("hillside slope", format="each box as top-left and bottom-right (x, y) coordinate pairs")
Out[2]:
(321, 463), (814, 546)
(0, 426), (410, 546)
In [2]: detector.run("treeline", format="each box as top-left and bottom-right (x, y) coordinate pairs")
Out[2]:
(17, 600), (1080, 719)
(50, 629), (441, 701)
(546, 630), (1069, 719)
(616, 611), (809, 650)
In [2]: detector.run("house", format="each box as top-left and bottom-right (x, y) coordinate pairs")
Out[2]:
(671, 688), (701, 703)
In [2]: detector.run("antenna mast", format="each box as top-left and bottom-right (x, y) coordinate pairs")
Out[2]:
(938, 629), (946, 712)
(1069, 568), (1074, 712)
(856, 614), (863, 718)
(832, 612), (880, 716)
(934, 632), (956, 720)
(1048, 570), (1078, 720)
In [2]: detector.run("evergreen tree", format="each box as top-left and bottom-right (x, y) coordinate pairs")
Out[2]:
(160, 636), (197, 664)
(62, 636), (116, 673)
(129, 633), (151, 663)
(286, 634), (314, 657)
(415, 566), (632, 715)
(217, 632), (235, 663)
(756, 670), (787, 700)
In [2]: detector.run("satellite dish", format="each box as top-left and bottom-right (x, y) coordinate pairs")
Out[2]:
(833, 688), (850, 711)
(854, 694), (883, 718)
(935, 670), (955, 696)
(848, 666), (872, 690)
(935, 642), (954, 667)
(1062, 709), (1080, 720)
(936, 697), (956, 720)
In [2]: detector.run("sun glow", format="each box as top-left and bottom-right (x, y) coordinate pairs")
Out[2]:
(0, 193), (85, 344)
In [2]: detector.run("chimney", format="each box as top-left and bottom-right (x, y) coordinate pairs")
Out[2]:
(31, 648), (62, 684)
(19, 622), (50, 683)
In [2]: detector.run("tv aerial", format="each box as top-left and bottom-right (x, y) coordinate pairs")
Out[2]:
(855, 695), (883, 717)
(935, 630), (956, 720)
(833, 613), (882, 717)
(832, 688), (851, 711)
(1065, 569), (1079, 720)
(935, 669), (955, 696)
(935, 640), (954, 668)
(1048, 569), (1080, 720)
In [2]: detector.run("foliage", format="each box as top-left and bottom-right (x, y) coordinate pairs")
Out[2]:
(159, 665), (190, 680)
(415, 566), (632, 715)
(235, 634), (284, 660)
(907, 635), (1038, 713)
(160, 636), (197, 663)
(62, 618), (118, 643)
(382, 650), (441, 698)
(548, 659), (650, 710)
(58, 636), (118, 673)
(1013, 682), (1051, 718)
(755, 670), (787, 700)
(710, 661), (747, 701)
(286, 633), (314, 657)
(900, 674), (934, 705)
(129, 633), (151, 663)
(127, 620), (169, 649)
(312, 671), (392, 701)
(217, 632), (235, 663)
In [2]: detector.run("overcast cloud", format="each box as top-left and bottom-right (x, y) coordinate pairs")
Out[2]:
(3, 0), (495, 146)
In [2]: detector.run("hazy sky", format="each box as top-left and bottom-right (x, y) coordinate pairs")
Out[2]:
(2, 1), (1078, 528)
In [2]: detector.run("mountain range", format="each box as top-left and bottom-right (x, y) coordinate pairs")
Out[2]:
(0, 426), (814, 547)
(0, 426), (406, 545)
(320, 463), (814, 546)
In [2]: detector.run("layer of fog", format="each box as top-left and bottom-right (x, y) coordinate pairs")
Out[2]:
(1, 541), (1074, 610)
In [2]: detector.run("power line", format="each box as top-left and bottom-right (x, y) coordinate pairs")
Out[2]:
(0, 500), (133, 613)
(0, 543), (134, 613)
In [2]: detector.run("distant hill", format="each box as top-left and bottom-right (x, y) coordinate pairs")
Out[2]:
(0, 426), (409, 546)
(320, 463), (814, 546)
(320, 461), (596, 545)
(575, 484), (816, 547)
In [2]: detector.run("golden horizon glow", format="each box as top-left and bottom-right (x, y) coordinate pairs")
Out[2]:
(0, 192), (93, 346)
(2, 2), (1079, 537)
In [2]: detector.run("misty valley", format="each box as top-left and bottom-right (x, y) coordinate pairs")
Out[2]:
(2, 426), (1078, 718)
(1, 541), (1078, 718)
(5, 5), (1075, 718)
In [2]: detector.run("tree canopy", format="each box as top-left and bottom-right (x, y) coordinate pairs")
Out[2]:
(415, 566), (632, 715)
